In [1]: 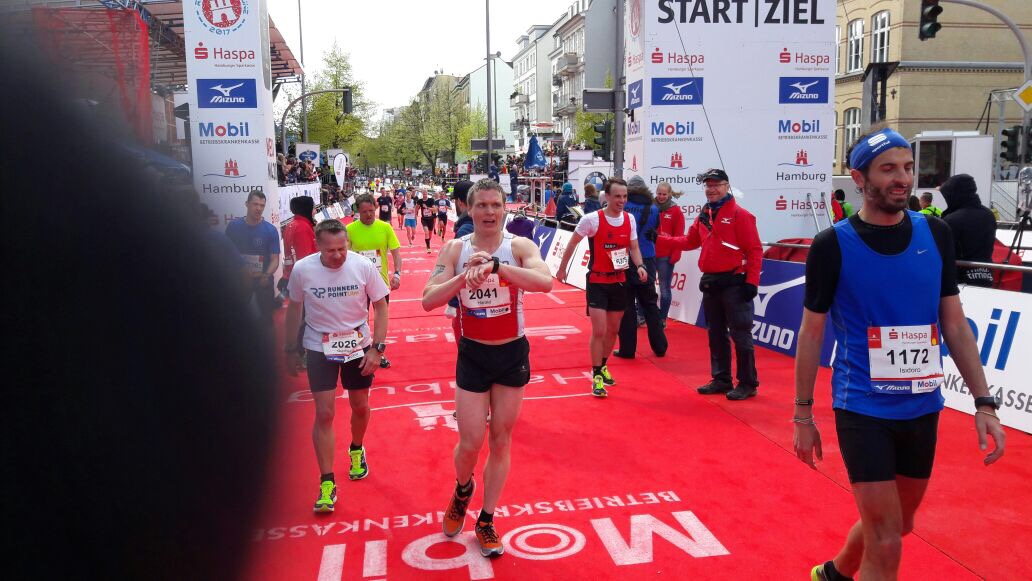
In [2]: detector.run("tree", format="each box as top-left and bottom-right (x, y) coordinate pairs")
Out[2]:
(274, 42), (373, 154)
(457, 104), (487, 161)
(430, 83), (470, 165)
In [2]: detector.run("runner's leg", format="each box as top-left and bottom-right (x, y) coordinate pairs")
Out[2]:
(588, 307), (608, 366)
(481, 385), (524, 513)
(833, 476), (930, 578)
(312, 390), (336, 474)
(850, 481), (905, 579)
(347, 388), (371, 446)
(454, 388), (491, 483)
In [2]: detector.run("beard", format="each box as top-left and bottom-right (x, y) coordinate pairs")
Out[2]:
(864, 181), (910, 214)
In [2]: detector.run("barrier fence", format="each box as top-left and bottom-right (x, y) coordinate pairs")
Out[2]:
(520, 214), (1032, 434)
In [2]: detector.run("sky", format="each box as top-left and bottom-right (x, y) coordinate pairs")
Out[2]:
(267, 0), (570, 116)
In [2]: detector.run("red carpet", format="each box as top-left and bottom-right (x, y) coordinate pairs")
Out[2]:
(245, 222), (1029, 580)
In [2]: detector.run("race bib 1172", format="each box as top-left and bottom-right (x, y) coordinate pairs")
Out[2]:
(867, 324), (943, 394)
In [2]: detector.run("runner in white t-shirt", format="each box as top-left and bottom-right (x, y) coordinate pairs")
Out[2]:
(284, 219), (390, 514)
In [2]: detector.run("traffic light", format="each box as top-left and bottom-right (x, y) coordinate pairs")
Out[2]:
(919, 1), (943, 41)
(593, 120), (612, 162)
(1025, 125), (1032, 164)
(1000, 125), (1021, 163)
(342, 90), (353, 115)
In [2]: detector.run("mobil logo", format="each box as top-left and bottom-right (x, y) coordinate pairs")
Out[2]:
(628, 120), (641, 136)
(779, 77), (829, 104)
(198, 121), (250, 138)
(197, 79), (257, 108)
(941, 307), (1021, 371)
(651, 77), (703, 106)
(650, 120), (696, 136)
(627, 80), (644, 110)
(197, 0), (249, 36)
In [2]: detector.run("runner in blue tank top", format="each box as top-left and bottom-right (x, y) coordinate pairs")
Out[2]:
(792, 127), (1005, 581)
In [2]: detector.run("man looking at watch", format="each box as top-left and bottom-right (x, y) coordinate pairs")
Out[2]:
(422, 179), (552, 558)
(347, 193), (403, 368)
(794, 128), (1006, 581)
(557, 177), (648, 398)
(284, 219), (390, 513)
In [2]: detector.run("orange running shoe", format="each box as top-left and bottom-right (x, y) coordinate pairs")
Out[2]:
(475, 520), (504, 557)
(443, 480), (475, 537)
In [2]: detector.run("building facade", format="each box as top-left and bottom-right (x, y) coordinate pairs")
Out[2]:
(834, 0), (1032, 175)
(551, 1), (591, 140)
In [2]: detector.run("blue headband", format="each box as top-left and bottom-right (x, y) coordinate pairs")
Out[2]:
(848, 129), (911, 171)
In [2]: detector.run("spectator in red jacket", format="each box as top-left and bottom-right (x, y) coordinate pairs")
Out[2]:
(654, 181), (686, 324)
(657, 169), (762, 401)
(280, 196), (317, 358)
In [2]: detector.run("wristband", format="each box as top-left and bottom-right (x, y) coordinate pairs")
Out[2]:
(491, 257), (500, 274)
(794, 398), (814, 406)
(792, 416), (817, 425)
(974, 396), (1000, 410)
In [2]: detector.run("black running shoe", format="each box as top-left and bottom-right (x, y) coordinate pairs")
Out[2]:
(697, 381), (732, 395)
(726, 385), (758, 400)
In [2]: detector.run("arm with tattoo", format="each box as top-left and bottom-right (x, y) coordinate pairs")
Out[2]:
(421, 240), (467, 311)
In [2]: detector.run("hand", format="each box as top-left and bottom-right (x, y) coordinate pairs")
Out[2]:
(390, 273), (401, 291)
(465, 262), (492, 289)
(637, 265), (648, 283)
(975, 409), (1006, 465)
(743, 283), (758, 301)
(467, 250), (492, 266)
(360, 348), (381, 376)
(285, 351), (301, 377)
(793, 423), (823, 469)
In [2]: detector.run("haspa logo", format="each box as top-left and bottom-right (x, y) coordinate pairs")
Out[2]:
(627, 80), (643, 110)
(650, 48), (704, 67)
(651, 77), (704, 105)
(630, 0), (641, 37)
(779, 77), (829, 104)
(778, 48), (831, 67)
(775, 194), (826, 212)
(651, 152), (690, 171)
(193, 42), (256, 64)
(197, 78), (257, 108)
(197, 0), (249, 36)
(203, 159), (247, 179)
(775, 195), (788, 211)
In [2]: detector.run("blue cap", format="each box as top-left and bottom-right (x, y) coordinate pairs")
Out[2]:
(562, 182), (574, 193)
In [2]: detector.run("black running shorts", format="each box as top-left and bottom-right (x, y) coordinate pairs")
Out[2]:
(437, 212), (448, 223)
(834, 408), (940, 483)
(305, 348), (374, 393)
(586, 281), (627, 312)
(379, 212), (391, 222)
(456, 336), (530, 393)
(421, 217), (435, 229)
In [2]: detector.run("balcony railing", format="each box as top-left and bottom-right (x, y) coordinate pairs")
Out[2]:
(510, 93), (529, 107)
(558, 52), (579, 76)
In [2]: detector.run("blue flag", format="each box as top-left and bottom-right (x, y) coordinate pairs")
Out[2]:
(524, 135), (546, 170)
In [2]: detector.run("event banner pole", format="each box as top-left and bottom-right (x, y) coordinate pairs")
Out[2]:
(184, 0), (281, 227)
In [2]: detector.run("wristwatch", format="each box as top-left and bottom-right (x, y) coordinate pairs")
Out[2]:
(974, 396), (1000, 410)
(374, 342), (388, 354)
(393, 271), (401, 278)
(491, 257), (500, 273)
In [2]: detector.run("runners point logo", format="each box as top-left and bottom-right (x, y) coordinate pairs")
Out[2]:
(651, 78), (704, 106)
(197, 78), (257, 108)
(651, 152), (690, 171)
(197, 0), (249, 35)
(627, 80), (644, 110)
(778, 77), (828, 104)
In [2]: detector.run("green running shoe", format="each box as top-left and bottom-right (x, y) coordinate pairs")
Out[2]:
(313, 480), (337, 513)
(591, 374), (608, 398)
(349, 447), (369, 480)
(599, 365), (615, 386)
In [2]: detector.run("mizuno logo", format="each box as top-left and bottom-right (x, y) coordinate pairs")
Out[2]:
(631, 86), (640, 98)
(754, 274), (807, 317)
(662, 81), (694, 94)
(789, 80), (819, 93)
(210, 82), (245, 96)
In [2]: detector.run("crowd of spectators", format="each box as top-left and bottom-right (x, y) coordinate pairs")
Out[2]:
(276, 154), (321, 186)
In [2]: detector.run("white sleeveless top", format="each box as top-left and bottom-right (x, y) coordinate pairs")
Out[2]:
(455, 232), (524, 341)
